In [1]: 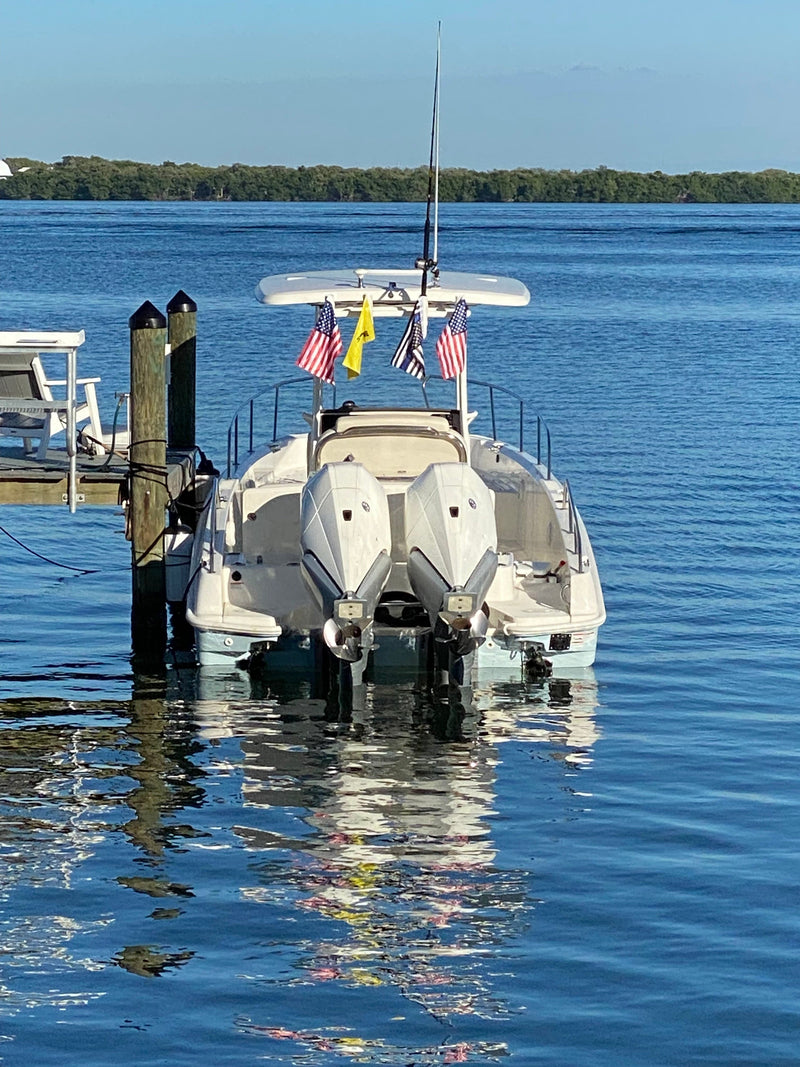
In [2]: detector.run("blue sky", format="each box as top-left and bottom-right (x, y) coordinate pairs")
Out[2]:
(4, 0), (800, 172)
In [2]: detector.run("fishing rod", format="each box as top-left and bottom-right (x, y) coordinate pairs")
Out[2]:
(416, 23), (441, 296)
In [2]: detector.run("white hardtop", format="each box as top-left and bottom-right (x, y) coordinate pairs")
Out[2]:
(0, 330), (86, 352)
(255, 268), (530, 317)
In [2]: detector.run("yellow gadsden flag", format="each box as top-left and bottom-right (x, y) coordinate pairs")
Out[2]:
(342, 296), (375, 379)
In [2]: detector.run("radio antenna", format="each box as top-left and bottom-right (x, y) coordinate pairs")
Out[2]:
(432, 24), (441, 270)
(417, 23), (441, 297)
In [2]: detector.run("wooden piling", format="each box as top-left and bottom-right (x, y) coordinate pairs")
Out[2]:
(166, 290), (197, 451)
(129, 300), (168, 663)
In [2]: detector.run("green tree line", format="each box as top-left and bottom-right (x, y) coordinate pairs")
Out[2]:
(3, 155), (800, 203)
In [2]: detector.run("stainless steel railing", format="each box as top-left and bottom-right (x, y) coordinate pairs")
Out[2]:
(562, 479), (585, 574)
(226, 373), (553, 478)
(227, 375), (317, 476)
(465, 377), (551, 476)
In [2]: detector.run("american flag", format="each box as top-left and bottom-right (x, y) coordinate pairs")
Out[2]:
(436, 298), (469, 379)
(296, 299), (342, 384)
(391, 299), (426, 380)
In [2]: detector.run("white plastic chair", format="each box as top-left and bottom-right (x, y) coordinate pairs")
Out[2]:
(0, 331), (107, 458)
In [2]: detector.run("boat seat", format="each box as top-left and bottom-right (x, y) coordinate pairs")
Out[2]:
(313, 420), (467, 477)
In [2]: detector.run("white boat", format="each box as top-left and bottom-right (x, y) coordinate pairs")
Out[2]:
(183, 265), (606, 682)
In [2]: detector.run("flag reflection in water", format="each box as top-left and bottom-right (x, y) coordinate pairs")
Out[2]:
(193, 669), (600, 1062)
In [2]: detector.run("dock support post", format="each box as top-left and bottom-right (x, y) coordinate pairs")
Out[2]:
(167, 290), (197, 451)
(129, 301), (168, 665)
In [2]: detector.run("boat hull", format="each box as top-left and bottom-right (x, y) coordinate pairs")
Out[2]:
(185, 420), (606, 676)
(192, 622), (600, 675)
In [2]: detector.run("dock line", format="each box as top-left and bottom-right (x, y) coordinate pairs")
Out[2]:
(0, 522), (98, 574)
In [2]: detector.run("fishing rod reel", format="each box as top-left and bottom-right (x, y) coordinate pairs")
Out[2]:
(415, 256), (438, 274)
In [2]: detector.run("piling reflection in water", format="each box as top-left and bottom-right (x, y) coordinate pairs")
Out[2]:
(0, 681), (203, 1007)
(0, 670), (598, 1062)
(0, 699), (123, 1013)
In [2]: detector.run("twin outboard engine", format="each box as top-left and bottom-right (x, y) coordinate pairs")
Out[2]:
(300, 462), (392, 664)
(405, 463), (498, 658)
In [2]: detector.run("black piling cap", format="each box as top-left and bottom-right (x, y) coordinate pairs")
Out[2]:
(167, 290), (198, 314)
(129, 300), (167, 331)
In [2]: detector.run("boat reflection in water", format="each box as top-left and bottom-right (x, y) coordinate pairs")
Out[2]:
(0, 670), (597, 1062)
(189, 667), (600, 1061)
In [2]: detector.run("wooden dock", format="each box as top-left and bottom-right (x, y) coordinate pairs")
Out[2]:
(1, 293), (204, 665)
(0, 444), (196, 506)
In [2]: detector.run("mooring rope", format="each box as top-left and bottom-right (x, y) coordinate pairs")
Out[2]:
(0, 523), (98, 575)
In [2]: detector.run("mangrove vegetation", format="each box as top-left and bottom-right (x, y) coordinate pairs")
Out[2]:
(2, 155), (800, 203)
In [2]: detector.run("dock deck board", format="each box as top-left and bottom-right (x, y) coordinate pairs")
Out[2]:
(0, 445), (196, 505)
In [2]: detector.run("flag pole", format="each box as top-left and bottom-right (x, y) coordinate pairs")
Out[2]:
(417, 22), (441, 298)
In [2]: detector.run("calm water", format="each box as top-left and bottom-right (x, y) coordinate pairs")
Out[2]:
(1, 201), (799, 1065)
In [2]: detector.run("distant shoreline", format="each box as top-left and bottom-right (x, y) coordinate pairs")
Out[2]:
(2, 156), (800, 203)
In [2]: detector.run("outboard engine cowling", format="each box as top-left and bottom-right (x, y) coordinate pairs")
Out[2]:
(300, 462), (392, 662)
(405, 463), (498, 655)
